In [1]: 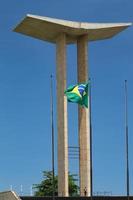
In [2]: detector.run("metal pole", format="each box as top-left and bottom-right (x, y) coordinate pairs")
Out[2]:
(50, 75), (55, 200)
(89, 79), (93, 200)
(125, 80), (129, 200)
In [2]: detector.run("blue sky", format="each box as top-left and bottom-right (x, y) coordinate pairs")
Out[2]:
(0, 0), (133, 196)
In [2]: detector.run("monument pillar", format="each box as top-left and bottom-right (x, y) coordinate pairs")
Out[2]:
(56, 33), (68, 196)
(14, 14), (131, 197)
(77, 35), (91, 196)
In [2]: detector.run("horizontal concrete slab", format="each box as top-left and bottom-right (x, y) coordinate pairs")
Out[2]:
(20, 196), (133, 200)
(14, 14), (132, 44)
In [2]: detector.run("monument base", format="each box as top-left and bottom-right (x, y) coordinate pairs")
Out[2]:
(20, 196), (133, 200)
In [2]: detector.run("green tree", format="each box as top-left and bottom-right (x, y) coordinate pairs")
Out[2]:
(33, 171), (79, 197)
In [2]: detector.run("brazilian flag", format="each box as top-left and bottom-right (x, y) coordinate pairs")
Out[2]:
(64, 82), (88, 108)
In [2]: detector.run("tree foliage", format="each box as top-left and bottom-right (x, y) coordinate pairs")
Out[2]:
(33, 171), (79, 197)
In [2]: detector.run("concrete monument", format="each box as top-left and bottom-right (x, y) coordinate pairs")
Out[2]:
(14, 15), (131, 196)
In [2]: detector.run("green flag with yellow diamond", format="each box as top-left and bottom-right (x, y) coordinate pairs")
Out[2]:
(64, 82), (89, 108)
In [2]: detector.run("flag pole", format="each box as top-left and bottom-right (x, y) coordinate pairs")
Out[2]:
(89, 78), (93, 200)
(50, 75), (55, 200)
(125, 80), (129, 200)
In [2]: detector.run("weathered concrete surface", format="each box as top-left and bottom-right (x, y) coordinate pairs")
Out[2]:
(56, 33), (68, 196)
(14, 14), (131, 44)
(0, 191), (21, 200)
(77, 35), (90, 196)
